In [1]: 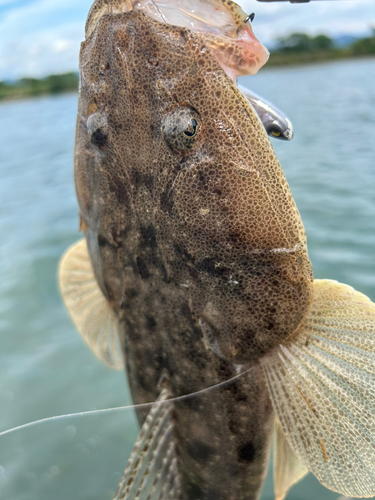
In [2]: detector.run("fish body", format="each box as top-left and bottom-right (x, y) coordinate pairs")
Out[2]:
(74, 10), (309, 497)
(60, 3), (375, 500)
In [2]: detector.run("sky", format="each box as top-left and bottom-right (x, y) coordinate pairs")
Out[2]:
(0, 0), (374, 80)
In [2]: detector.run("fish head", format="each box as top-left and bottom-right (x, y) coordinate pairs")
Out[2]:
(75, 7), (313, 366)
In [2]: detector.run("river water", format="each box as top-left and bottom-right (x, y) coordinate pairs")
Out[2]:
(0, 58), (374, 500)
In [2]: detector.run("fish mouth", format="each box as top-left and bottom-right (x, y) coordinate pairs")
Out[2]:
(85, 0), (269, 79)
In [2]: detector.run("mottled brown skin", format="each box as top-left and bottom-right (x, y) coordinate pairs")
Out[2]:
(75, 10), (314, 500)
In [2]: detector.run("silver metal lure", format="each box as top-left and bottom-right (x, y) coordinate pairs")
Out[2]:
(239, 85), (294, 141)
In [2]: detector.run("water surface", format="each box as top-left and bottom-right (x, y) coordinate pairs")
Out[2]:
(0, 58), (374, 499)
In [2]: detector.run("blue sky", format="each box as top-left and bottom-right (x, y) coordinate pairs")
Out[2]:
(0, 0), (374, 80)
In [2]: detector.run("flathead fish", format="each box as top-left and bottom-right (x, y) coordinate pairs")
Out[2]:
(59, 1), (375, 500)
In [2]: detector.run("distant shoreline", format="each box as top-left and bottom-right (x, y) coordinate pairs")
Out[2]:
(267, 50), (375, 68)
(1, 53), (374, 103)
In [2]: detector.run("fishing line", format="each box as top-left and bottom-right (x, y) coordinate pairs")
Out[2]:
(0, 366), (253, 439)
(150, 0), (167, 24)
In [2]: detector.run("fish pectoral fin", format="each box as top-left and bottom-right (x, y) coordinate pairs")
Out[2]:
(261, 279), (375, 498)
(114, 389), (181, 500)
(273, 416), (308, 500)
(59, 238), (124, 370)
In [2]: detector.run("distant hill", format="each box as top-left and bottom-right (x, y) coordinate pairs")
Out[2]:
(333, 34), (363, 48)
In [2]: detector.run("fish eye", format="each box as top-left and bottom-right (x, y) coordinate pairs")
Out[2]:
(268, 123), (284, 139)
(163, 106), (202, 152)
(183, 119), (198, 138)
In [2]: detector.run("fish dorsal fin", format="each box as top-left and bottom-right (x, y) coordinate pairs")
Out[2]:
(273, 417), (308, 500)
(262, 279), (375, 498)
(114, 389), (181, 500)
(59, 238), (124, 370)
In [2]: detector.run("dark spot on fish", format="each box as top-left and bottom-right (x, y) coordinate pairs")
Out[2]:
(132, 170), (153, 190)
(229, 232), (242, 245)
(186, 482), (206, 500)
(238, 441), (256, 462)
(181, 302), (191, 318)
(198, 258), (219, 277)
(187, 440), (213, 462)
(226, 382), (248, 403)
(140, 225), (157, 248)
(160, 261), (169, 284)
(136, 256), (150, 280)
(173, 244), (194, 264)
(124, 288), (138, 300)
(185, 483), (224, 500)
(179, 391), (202, 412)
(207, 489), (223, 500)
(228, 419), (237, 435)
(97, 234), (110, 248)
(91, 128), (108, 147)
(146, 315), (157, 328)
(160, 190), (174, 214)
(217, 359), (233, 380)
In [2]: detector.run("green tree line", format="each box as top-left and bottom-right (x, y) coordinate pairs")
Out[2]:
(0, 72), (79, 100)
(269, 29), (375, 66)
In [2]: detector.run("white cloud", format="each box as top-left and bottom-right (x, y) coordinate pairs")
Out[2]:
(238, 0), (374, 43)
(53, 39), (73, 54)
(0, 0), (374, 80)
(0, 0), (91, 79)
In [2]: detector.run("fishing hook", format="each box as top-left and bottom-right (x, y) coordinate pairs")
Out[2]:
(245, 13), (256, 24)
